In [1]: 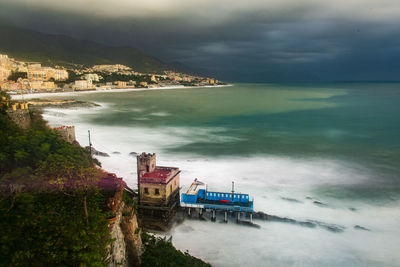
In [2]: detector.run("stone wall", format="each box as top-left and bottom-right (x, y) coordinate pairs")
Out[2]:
(7, 109), (31, 129)
(54, 126), (76, 144)
(137, 153), (156, 176)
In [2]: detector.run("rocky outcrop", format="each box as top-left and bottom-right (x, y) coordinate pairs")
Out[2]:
(107, 204), (128, 267)
(86, 146), (110, 157)
(100, 173), (142, 267)
(107, 204), (143, 267)
(121, 208), (143, 266)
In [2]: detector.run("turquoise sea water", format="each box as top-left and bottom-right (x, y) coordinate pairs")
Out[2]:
(43, 83), (400, 266)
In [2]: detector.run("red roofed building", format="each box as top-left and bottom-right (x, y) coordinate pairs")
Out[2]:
(137, 153), (180, 206)
(137, 153), (180, 229)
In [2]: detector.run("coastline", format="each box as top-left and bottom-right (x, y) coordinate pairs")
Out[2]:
(11, 84), (233, 100)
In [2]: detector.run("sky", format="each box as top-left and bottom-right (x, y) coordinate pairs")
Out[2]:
(1, 0), (400, 81)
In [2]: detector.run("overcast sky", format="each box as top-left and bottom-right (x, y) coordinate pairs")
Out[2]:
(1, 0), (400, 81)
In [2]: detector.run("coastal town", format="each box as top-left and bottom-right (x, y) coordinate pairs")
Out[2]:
(0, 53), (224, 94)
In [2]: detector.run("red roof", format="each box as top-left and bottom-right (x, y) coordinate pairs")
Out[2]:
(140, 168), (179, 184)
(142, 170), (170, 179)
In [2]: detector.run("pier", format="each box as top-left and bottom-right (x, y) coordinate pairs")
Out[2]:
(180, 179), (258, 227)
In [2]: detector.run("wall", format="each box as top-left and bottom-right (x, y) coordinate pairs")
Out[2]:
(54, 126), (76, 144)
(137, 153), (156, 176)
(166, 173), (180, 197)
(140, 173), (180, 206)
(7, 109), (31, 129)
(139, 182), (167, 205)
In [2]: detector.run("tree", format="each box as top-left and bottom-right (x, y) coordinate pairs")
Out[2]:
(7, 71), (27, 81)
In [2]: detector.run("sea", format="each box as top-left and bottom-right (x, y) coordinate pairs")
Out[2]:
(41, 83), (400, 266)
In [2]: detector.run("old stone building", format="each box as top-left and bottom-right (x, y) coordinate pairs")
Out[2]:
(54, 126), (76, 144)
(136, 153), (180, 230)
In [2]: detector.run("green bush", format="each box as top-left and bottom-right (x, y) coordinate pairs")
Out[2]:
(140, 233), (211, 267)
(0, 191), (111, 266)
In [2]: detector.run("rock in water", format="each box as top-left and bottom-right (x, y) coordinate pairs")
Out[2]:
(354, 225), (370, 231)
(85, 146), (110, 157)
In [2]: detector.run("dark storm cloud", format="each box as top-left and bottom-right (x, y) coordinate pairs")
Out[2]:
(1, 0), (400, 81)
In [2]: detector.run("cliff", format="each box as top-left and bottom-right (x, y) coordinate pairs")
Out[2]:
(97, 172), (143, 266)
(0, 91), (208, 266)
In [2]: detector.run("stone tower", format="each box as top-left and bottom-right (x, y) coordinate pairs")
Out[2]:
(136, 153), (156, 178)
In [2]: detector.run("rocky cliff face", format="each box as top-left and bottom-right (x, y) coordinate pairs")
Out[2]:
(107, 203), (128, 266)
(102, 174), (142, 267)
(121, 207), (143, 266)
(107, 203), (143, 267)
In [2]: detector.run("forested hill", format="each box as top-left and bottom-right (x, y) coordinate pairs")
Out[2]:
(0, 23), (169, 73)
(0, 92), (211, 266)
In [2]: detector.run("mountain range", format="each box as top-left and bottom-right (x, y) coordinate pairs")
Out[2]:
(0, 23), (171, 74)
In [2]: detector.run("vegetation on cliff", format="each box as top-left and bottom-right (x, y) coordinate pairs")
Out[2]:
(0, 91), (210, 266)
(0, 93), (110, 265)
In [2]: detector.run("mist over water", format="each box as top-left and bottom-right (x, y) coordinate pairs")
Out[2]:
(42, 83), (400, 266)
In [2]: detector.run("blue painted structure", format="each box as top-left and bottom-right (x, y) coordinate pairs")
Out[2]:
(181, 180), (254, 212)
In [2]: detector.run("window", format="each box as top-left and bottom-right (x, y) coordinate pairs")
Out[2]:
(144, 187), (149, 194)
(155, 188), (160, 195)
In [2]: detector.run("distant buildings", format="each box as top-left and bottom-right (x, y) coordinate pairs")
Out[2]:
(92, 64), (132, 72)
(0, 52), (222, 93)
(139, 81), (148, 87)
(49, 69), (69, 81)
(0, 54), (9, 66)
(150, 75), (158, 83)
(27, 64), (68, 81)
(27, 67), (48, 81)
(1, 81), (22, 91)
(0, 67), (11, 82)
(74, 79), (94, 90)
(83, 73), (101, 82)
(29, 81), (56, 90)
(114, 81), (127, 88)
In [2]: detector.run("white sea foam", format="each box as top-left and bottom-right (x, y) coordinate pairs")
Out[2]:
(42, 105), (400, 267)
(149, 111), (169, 117)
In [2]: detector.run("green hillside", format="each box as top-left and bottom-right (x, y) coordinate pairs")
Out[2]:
(0, 24), (169, 73)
